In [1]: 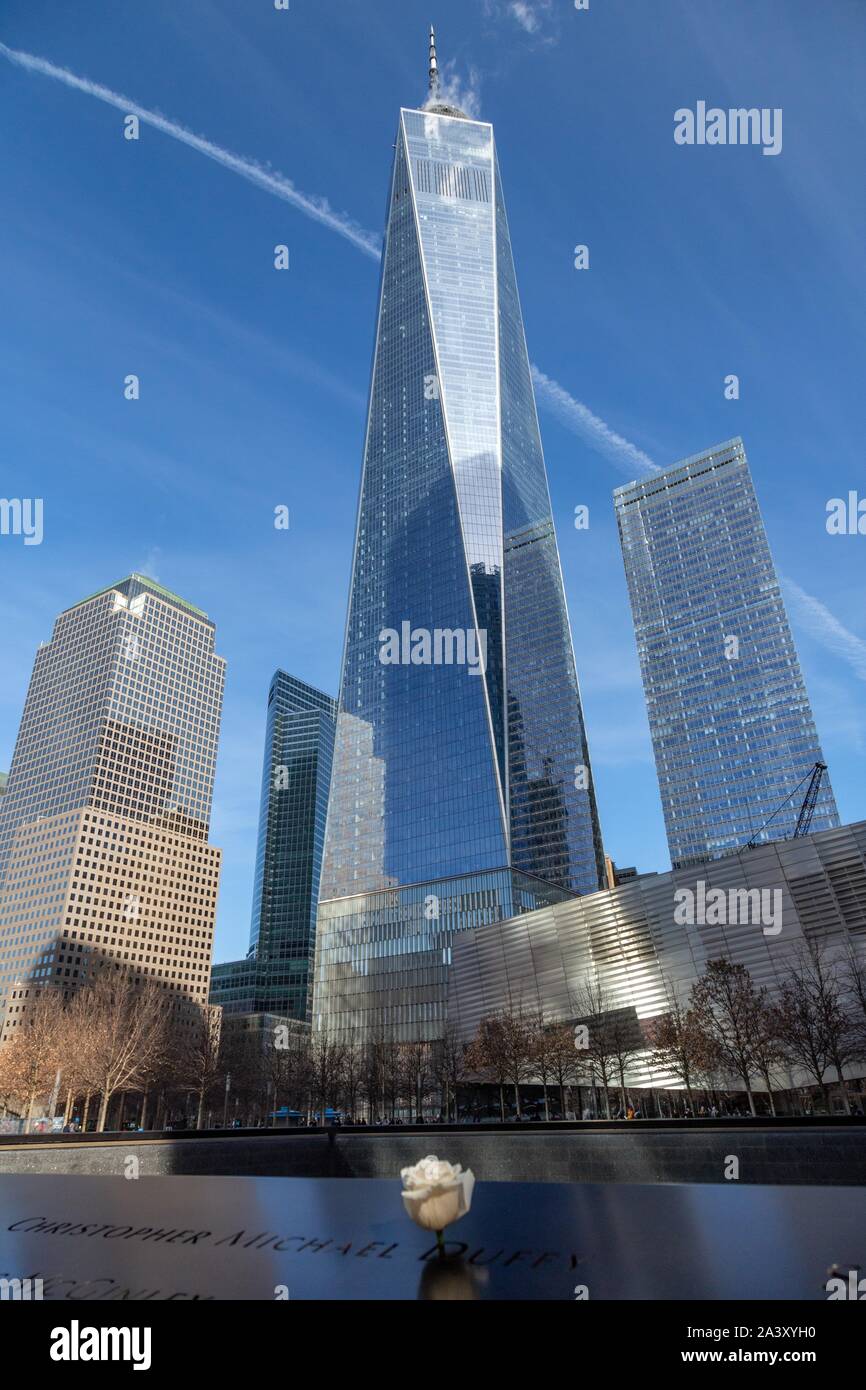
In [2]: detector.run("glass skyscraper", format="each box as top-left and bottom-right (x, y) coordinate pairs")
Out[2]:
(210, 671), (336, 1022)
(614, 437), (839, 868)
(313, 38), (605, 1043)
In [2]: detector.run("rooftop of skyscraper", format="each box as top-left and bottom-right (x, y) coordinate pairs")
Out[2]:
(63, 573), (213, 625)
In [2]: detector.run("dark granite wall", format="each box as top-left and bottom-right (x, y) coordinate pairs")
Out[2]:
(0, 1123), (864, 1185)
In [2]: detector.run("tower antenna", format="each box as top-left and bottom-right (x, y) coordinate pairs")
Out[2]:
(428, 25), (439, 97)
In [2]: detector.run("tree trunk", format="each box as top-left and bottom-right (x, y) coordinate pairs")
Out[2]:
(542, 1084), (550, 1121)
(62, 1088), (73, 1126)
(140, 1085), (149, 1131)
(833, 1065), (851, 1115)
(498, 1085), (505, 1122)
(81, 1092), (91, 1131)
(96, 1091), (111, 1133)
(513, 1083), (521, 1118)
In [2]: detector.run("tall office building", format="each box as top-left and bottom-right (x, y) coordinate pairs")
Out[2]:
(210, 671), (336, 1023)
(313, 34), (605, 1043)
(0, 574), (225, 1039)
(614, 438), (838, 868)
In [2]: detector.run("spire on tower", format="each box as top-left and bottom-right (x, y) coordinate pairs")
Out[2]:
(428, 25), (439, 96)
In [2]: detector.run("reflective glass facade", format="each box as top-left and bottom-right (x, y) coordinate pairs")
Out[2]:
(211, 672), (335, 1023)
(615, 438), (839, 868)
(315, 104), (605, 1042)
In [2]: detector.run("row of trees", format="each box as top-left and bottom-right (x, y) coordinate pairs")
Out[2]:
(462, 946), (866, 1120)
(0, 975), (223, 1133)
(648, 948), (866, 1116)
(1, 943), (865, 1130)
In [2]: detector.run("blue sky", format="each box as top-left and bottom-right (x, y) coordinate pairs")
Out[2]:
(1, 0), (864, 965)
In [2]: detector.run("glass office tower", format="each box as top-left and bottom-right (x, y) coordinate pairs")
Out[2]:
(211, 672), (335, 1023)
(0, 574), (224, 1037)
(614, 438), (839, 868)
(313, 45), (605, 1042)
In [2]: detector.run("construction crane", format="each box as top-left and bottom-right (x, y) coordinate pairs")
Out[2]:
(745, 761), (827, 849)
(792, 761), (828, 838)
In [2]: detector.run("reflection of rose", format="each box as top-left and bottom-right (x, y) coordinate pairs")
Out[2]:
(401, 1155), (475, 1242)
(418, 1254), (486, 1301)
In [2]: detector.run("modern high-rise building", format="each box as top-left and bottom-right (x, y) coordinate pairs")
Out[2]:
(0, 574), (225, 1039)
(210, 671), (336, 1023)
(313, 33), (606, 1043)
(614, 438), (839, 869)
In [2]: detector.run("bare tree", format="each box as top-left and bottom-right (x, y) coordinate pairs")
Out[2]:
(400, 1042), (432, 1122)
(570, 979), (619, 1118)
(339, 1035), (364, 1123)
(497, 997), (535, 1117)
(842, 944), (866, 1053)
(184, 1005), (223, 1130)
(465, 1016), (510, 1120)
(608, 1012), (643, 1114)
(645, 990), (705, 1112)
(529, 1011), (558, 1120)
(776, 947), (862, 1114)
(0, 1042), (20, 1119)
(1, 989), (64, 1130)
(546, 1022), (581, 1118)
(432, 1025), (466, 1122)
(309, 1028), (345, 1124)
(690, 959), (764, 1116)
(749, 1001), (787, 1116)
(86, 974), (169, 1131)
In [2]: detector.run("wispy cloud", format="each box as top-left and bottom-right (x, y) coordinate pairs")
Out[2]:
(781, 575), (866, 683)
(3, 42), (657, 481)
(530, 367), (659, 479)
(133, 547), (163, 585)
(430, 60), (483, 120)
(484, 0), (557, 40)
(0, 41), (382, 261)
(510, 2), (546, 34)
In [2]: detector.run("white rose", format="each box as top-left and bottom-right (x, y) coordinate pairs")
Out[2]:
(400, 1155), (475, 1233)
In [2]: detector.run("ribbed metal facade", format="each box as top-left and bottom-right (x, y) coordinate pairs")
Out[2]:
(448, 820), (866, 1086)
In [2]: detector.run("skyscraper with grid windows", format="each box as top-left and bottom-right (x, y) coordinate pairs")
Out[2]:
(614, 438), (839, 868)
(312, 33), (606, 1043)
(0, 574), (225, 1039)
(210, 670), (336, 1023)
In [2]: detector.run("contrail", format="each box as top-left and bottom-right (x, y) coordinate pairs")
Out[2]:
(0, 41), (383, 261)
(1, 41), (655, 476)
(530, 366), (658, 479)
(781, 575), (866, 683)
